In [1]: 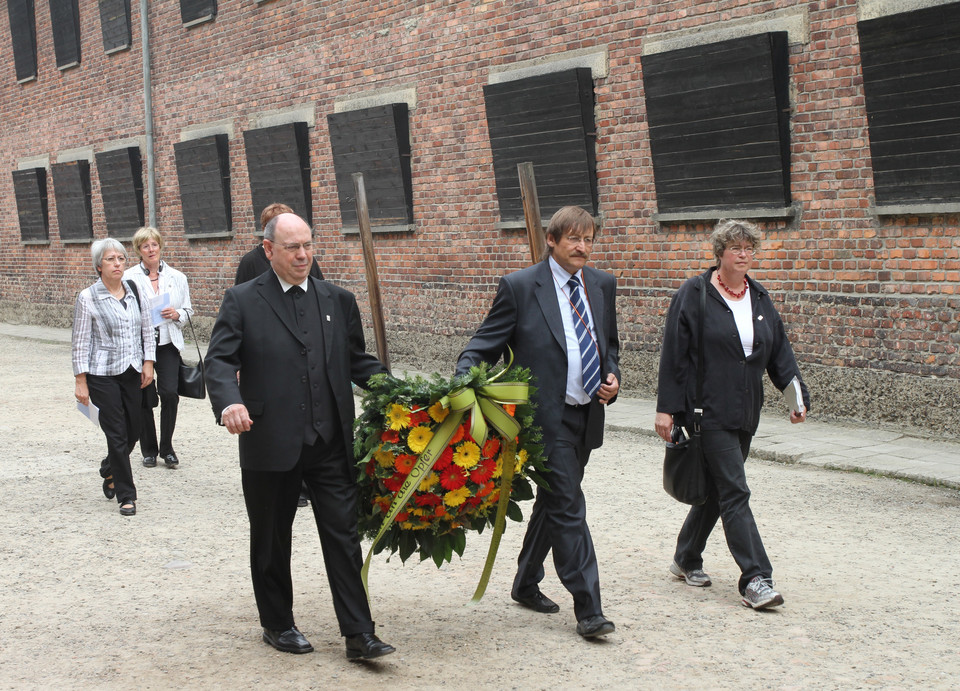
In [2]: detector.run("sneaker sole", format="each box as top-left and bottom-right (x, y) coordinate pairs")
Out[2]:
(742, 594), (784, 609)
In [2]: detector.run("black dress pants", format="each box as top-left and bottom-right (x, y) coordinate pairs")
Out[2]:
(87, 367), (141, 505)
(673, 429), (772, 593)
(512, 403), (603, 621)
(140, 343), (180, 457)
(240, 435), (374, 636)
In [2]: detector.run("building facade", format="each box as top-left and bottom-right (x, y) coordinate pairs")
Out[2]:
(1, 0), (958, 433)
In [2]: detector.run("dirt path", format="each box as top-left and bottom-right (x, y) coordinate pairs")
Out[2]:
(1, 333), (958, 689)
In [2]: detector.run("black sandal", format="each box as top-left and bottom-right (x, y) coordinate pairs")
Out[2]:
(102, 476), (115, 500)
(119, 501), (136, 516)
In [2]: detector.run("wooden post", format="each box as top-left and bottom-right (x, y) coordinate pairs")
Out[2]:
(352, 172), (391, 371)
(518, 161), (545, 265)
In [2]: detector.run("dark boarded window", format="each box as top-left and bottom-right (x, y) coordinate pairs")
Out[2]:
(858, 4), (960, 208)
(483, 68), (597, 222)
(8, 0), (38, 82)
(98, 0), (131, 53)
(50, 0), (82, 69)
(642, 33), (792, 215)
(179, 0), (216, 26)
(173, 135), (232, 237)
(95, 147), (144, 236)
(327, 104), (413, 230)
(12, 168), (49, 242)
(52, 160), (93, 241)
(243, 122), (313, 228)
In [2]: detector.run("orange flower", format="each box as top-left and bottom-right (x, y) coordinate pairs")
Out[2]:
(477, 480), (495, 498)
(434, 505), (447, 517)
(449, 424), (466, 445)
(482, 438), (500, 459)
(504, 404), (516, 416)
(394, 454), (417, 474)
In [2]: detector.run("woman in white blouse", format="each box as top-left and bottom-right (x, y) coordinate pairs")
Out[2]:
(73, 239), (155, 516)
(124, 227), (193, 470)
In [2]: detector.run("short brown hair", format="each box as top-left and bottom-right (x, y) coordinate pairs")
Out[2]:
(260, 203), (294, 231)
(709, 219), (762, 264)
(131, 226), (163, 257)
(545, 206), (598, 255)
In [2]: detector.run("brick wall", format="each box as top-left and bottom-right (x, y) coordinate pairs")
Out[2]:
(1, 0), (957, 434)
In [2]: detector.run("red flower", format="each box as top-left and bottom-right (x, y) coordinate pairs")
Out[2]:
(477, 480), (495, 498)
(482, 438), (500, 459)
(465, 496), (482, 508)
(410, 409), (430, 425)
(365, 459), (375, 477)
(414, 492), (442, 507)
(394, 454), (417, 474)
(395, 511), (409, 522)
(434, 505), (447, 517)
(439, 466), (467, 490)
(433, 446), (454, 471)
(470, 458), (496, 484)
(381, 430), (400, 443)
(383, 473), (405, 492)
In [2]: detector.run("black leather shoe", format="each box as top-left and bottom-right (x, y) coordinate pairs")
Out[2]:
(511, 590), (560, 614)
(163, 453), (179, 469)
(142, 456), (157, 468)
(119, 501), (136, 517)
(297, 492), (309, 508)
(102, 476), (115, 500)
(345, 632), (395, 660)
(262, 627), (313, 654)
(577, 614), (615, 638)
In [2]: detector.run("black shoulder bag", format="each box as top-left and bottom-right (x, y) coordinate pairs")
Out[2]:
(178, 312), (206, 399)
(662, 274), (708, 505)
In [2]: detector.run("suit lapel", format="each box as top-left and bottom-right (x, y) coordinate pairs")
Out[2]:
(310, 278), (336, 363)
(534, 260), (567, 352)
(258, 273), (304, 344)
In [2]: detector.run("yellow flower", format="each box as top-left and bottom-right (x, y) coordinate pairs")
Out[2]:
(419, 472), (439, 492)
(400, 521), (415, 530)
(374, 445), (395, 468)
(492, 455), (503, 478)
(515, 448), (528, 473)
(386, 403), (412, 431)
(443, 486), (471, 507)
(410, 508), (427, 517)
(428, 401), (450, 423)
(453, 441), (481, 469)
(407, 426), (434, 454)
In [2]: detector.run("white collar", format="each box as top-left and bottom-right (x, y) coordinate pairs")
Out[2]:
(274, 272), (309, 293)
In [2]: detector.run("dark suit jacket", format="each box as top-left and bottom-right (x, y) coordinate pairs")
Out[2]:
(205, 270), (386, 472)
(234, 244), (322, 285)
(456, 259), (620, 456)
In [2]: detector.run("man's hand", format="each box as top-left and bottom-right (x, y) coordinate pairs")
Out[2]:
(222, 404), (253, 435)
(597, 373), (619, 405)
(655, 412), (674, 442)
(790, 409), (806, 424)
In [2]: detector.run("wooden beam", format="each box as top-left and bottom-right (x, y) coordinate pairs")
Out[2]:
(517, 161), (545, 264)
(352, 172), (391, 371)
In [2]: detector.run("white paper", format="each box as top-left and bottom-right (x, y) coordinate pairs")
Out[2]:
(149, 293), (170, 327)
(77, 400), (100, 428)
(781, 376), (805, 414)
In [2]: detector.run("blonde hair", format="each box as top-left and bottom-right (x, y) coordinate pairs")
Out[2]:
(131, 226), (164, 258)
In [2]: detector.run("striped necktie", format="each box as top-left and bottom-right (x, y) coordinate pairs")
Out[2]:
(567, 276), (601, 398)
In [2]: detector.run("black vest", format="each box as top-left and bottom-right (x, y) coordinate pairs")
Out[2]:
(290, 287), (339, 445)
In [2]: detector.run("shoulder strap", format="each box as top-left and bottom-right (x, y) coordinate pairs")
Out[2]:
(693, 274), (706, 433)
(125, 279), (141, 309)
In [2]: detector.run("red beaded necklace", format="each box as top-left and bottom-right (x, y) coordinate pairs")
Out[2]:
(717, 272), (748, 299)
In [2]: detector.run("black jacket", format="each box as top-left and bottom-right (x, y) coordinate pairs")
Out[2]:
(656, 268), (810, 434)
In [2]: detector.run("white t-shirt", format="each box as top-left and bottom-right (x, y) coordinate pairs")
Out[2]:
(721, 286), (754, 357)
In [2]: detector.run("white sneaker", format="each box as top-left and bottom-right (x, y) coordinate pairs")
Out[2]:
(670, 561), (712, 587)
(741, 576), (784, 609)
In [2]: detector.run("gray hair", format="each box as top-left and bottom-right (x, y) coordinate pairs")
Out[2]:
(263, 215), (279, 242)
(709, 219), (762, 264)
(91, 238), (126, 273)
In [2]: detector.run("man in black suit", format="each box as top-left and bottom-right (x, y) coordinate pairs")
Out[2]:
(206, 212), (395, 660)
(234, 203), (323, 285)
(456, 206), (620, 638)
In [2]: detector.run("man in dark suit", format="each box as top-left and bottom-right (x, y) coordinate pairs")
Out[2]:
(456, 206), (621, 639)
(206, 212), (395, 660)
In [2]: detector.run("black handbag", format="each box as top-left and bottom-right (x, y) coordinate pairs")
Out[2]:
(663, 274), (708, 505)
(178, 312), (206, 399)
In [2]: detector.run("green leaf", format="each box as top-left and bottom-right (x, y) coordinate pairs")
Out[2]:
(398, 530), (416, 562)
(506, 501), (523, 522)
(450, 528), (466, 557)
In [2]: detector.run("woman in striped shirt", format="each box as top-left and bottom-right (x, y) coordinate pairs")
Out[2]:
(73, 238), (155, 516)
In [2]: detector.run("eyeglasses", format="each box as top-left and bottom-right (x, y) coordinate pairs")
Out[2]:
(102, 255), (126, 264)
(269, 241), (314, 253)
(726, 245), (755, 256)
(563, 235), (594, 247)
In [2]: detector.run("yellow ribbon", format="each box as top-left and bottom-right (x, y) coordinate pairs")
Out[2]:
(360, 369), (530, 601)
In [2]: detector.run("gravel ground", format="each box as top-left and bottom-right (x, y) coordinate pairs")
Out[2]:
(2, 332), (959, 690)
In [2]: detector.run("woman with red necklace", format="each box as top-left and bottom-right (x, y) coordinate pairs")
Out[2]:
(654, 219), (810, 610)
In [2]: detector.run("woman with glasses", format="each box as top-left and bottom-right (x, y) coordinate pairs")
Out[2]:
(654, 219), (810, 609)
(124, 227), (193, 470)
(73, 239), (155, 516)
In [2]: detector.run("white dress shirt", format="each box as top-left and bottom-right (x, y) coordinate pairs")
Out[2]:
(548, 256), (598, 405)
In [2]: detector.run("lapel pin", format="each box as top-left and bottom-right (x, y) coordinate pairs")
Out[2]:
(326, 315), (331, 322)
